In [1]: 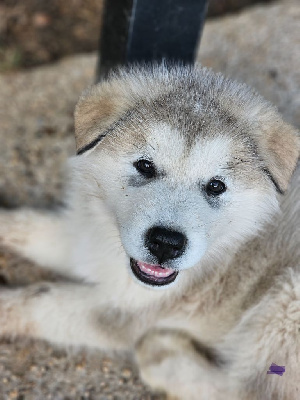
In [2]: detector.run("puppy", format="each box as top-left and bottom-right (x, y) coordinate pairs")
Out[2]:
(0, 65), (299, 400)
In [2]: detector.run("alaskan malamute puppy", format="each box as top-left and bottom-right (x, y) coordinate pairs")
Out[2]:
(0, 65), (299, 400)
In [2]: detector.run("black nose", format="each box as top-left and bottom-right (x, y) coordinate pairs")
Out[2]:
(145, 226), (187, 264)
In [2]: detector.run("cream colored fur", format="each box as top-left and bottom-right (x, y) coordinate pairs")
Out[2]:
(0, 65), (299, 400)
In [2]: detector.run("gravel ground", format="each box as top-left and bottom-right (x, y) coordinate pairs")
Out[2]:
(0, 0), (299, 399)
(0, 337), (161, 400)
(0, 54), (96, 209)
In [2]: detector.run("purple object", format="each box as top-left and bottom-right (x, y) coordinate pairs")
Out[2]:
(267, 363), (285, 376)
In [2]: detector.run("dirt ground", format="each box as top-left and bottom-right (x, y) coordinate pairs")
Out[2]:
(0, 0), (299, 398)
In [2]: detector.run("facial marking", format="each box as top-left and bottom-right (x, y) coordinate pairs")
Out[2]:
(128, 175), (157, 187)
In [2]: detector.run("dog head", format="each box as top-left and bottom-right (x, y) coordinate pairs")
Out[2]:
(72, 65), (299, 288)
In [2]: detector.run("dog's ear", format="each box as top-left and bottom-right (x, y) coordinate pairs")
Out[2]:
(257, 114), (299, 193)
(74, 81), (130, 155)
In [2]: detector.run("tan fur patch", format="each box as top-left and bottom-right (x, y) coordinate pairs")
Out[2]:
(74, 82), (130, 153)
(258, 116), (299, 192)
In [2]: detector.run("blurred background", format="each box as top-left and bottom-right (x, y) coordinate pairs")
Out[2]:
(0, 0), (299, 399)
(0, 0), (274, 71)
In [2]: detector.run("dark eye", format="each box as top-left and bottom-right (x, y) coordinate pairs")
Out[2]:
(205, 179), (226, 196)
(134, 159), (156, 178)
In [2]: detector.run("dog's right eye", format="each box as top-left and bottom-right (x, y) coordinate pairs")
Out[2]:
(134, 159), (156, 178)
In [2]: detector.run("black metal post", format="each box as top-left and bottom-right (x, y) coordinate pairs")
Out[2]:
(96, 0), (208, 80)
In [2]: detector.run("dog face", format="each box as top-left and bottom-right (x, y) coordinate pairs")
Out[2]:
(73, 65), (299, 288)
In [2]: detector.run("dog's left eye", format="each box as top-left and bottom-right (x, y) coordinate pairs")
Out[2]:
(205, 179), (226, 195)
(134, 159), (156, 178)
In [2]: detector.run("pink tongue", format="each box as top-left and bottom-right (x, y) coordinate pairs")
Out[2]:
(137, 261), (174, 278)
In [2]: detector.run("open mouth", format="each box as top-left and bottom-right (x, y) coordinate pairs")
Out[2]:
(130, 258), (178, 287)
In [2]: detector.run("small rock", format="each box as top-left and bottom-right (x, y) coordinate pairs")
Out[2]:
(121, 368), (132, 379)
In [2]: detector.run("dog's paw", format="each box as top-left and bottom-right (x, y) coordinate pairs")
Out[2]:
(136, 329), (230, 400)
(0, 287), (39, 339)
(135, 330), (185, 396)
(0, 289), (20, 337)
(0, 209), (28, 250)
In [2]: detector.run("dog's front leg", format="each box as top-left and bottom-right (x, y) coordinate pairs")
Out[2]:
(135, 329), (236, 400)
(0, 208), (71, 273)
(0, 282), (132, 351)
